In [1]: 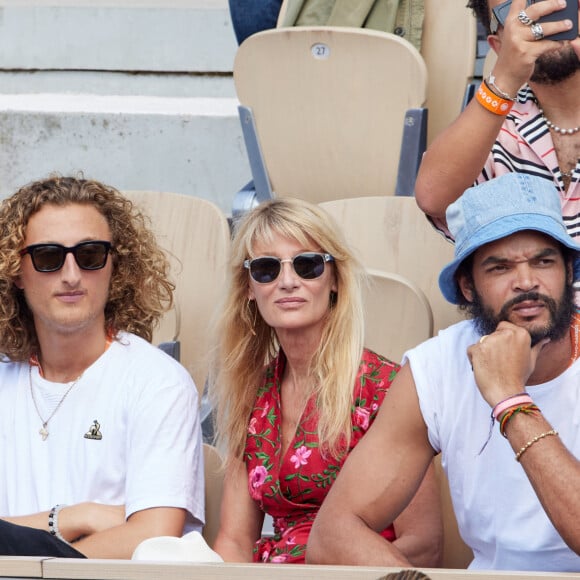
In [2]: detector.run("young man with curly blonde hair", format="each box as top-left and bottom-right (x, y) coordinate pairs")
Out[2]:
(0, 176), (203, 558)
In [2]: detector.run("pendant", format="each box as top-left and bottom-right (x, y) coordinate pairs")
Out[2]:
(39, 425), (49, 441)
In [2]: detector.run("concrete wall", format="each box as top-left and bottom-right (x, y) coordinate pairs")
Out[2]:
(0, 0), (250, 215)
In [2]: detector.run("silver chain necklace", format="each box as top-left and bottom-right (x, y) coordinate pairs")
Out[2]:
(29, 364), (83, 441)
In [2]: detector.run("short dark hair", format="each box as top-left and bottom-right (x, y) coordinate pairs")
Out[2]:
(467, 0), (492, 35)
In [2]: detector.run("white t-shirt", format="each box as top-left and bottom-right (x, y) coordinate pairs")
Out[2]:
(405, 320), (580, 572)
(0, 331), (204, 533)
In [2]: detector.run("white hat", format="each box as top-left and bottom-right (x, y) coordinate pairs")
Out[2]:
(131, 531), (224, 563)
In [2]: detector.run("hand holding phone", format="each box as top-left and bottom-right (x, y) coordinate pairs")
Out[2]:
(492, 0), (579, 40)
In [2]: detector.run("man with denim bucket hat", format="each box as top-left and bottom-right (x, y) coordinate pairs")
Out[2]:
(309, 173), (580, 571)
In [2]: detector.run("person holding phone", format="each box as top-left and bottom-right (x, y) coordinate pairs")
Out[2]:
(415, 0), (580, 241)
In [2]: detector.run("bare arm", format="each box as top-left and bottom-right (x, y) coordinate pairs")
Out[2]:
(504, 412), (580, 554)
(2, 503), (125, 542)
(3, 504), (186, 558)
(213, 456), (265, 562)
(415, 98), (505, 220)
(392, 461), (443, 568)
(307, 364), (437, 565)
(469, 321), (580, 554)
(72, 507), (186, 558)
(415, 0), (574, 220)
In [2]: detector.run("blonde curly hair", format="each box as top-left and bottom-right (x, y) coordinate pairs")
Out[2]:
(0, 175), (174, 360)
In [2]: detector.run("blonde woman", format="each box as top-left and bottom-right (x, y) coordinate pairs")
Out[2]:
(212, 198), (441, 565)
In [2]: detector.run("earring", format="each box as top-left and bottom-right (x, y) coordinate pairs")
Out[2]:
(247, 299), (257, 336)
(329, 290), (338, 308)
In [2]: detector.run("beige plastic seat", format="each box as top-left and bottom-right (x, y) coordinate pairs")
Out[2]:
(202, 443), (225, 548)
(234, 26), (427, 203)
(363, 269), (433, 363)
(276, 0), (477, 146)
(422, 0), (477, 143)
(123, 191), (231, 397)
(320, 196), (463, 335)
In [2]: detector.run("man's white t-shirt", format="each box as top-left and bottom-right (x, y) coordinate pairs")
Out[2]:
(405, 319), (580, 572)
(0, 332), (204, 532)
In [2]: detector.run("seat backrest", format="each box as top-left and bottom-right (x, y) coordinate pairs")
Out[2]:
(363, 269), (433, 363)
(234, 26), (427, 203)
(123, 191), (231, 396)
(275, 0), (476, 146)
(320, 196), (463, 335)
(422, 0), (477, 143)
(202, 443), (225, 548)
(434, 454), (474, 569)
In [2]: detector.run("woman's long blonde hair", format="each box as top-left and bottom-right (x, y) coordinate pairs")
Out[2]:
(211, 198), (366, 462)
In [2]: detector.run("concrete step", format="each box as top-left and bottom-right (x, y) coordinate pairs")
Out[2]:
(0, 0), (238, 73)
(0, 93), (249, 215)
(0, 1), (249, 215)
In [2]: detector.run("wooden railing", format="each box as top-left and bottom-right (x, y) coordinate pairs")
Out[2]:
(2, 558), (579, 580)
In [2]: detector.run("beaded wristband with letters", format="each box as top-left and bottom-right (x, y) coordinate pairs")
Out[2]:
(476, 81), (513, 116)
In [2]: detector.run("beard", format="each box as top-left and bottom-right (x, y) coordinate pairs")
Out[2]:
(530, 44), (580, 85)
(466, 283), (575, 346)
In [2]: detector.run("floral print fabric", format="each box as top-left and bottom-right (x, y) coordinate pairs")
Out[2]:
(245, 348), (399, 563)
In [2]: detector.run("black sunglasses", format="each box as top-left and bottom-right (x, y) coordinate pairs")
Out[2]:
(20, 241), (113, 273)
(244, 252), (334, 284)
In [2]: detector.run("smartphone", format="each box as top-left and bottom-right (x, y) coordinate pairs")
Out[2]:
(492, 0), (579, 40)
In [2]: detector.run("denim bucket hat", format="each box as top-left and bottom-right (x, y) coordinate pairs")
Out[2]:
(438, 173), (580, 304)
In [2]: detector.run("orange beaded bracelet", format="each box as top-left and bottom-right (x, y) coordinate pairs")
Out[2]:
(475, 81), (513, 116)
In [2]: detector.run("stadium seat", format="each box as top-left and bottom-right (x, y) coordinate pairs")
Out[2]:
(320, 195), (463, 335)
(123, 191), (231, 397)
(232, 26), (428, 214)
(363, 268), (433, 363)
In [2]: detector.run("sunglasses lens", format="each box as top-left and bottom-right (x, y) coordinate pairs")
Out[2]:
(31, 246), (65, 272)
(26, 242), (110, 272)
(250, 258), (281, 283)
(293, 253), (325, 279)
(75, 243), (109, 270)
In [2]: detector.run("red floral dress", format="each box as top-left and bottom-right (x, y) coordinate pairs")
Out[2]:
(244, 348), (399, 563)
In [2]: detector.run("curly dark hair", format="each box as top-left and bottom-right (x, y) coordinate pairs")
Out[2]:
(467, 0), (492, 34)
(0, 175), (174, 360)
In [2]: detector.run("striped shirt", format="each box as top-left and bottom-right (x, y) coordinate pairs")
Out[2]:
(432, 85), (580, 240)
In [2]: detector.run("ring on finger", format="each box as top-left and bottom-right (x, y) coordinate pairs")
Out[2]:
(530, 22), (544, 41)
(479, 335), (488, 344)
(518, 10), (534, 26)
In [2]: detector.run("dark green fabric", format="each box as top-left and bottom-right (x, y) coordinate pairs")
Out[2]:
(280, 0), (424, 51)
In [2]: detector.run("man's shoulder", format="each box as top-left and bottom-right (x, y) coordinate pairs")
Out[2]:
(0, 358), (23, 380)
(415, 319), (476, 352)
(106, 332), (196, 389)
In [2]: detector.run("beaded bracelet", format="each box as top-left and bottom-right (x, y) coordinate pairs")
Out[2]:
(48, 504), (71, 545)
(515, 429), (558, 462)
(475, 81), (514, 116)
(499, 403), (541, 437)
